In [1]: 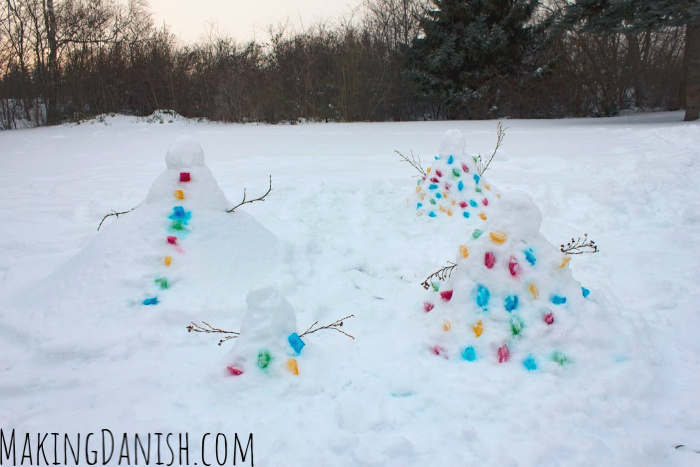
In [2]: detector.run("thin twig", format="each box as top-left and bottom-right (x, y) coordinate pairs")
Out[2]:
(560, 234), (599, 255)
(299, 314), (355, 340)
(421, 262), (457, 290)
(97, 208), (133, 231)
(187, 321), (241, 346)
(395, 149), (426, 177)
(477, 122), (507, 176)
(188, 314), (355, 346)
(226, 175), (272, 213)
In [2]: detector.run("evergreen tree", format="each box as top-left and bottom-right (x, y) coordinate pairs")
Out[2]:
(563, 0), (700, 121)
(408, 0), (543, 118)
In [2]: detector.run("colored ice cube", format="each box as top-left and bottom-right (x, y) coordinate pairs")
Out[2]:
(504, 295), (519, 312)
(257, 350), (272, 369)
(524, 248), (536, 266)
(476, 285), (490, 307)
(523, 356), (537, 371)
(551, 295), (567, 305)
(288, 333), (306, 354)
(462, 346), (476, 362)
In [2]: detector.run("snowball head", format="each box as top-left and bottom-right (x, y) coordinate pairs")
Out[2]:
(491, 190), (543, 237)
(439, 129), (466, 157)
(165, 135), (205, 169)
(238, 286), (297, 342)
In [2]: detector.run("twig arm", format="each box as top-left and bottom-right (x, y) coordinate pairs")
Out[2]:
(395, 150), (427, 177)
(97, 208), (133, 231)
(299, 314), (355, 340)
(477, 122), (507, 176)
(421, 262), (457, 290)
(560, 234), (599, 255)
(227, 175), (272, 213)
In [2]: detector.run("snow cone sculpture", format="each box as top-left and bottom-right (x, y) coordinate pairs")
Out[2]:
(138, 136), (233, 306)
(25, 135), (288, 312)
(414, 130), (499, 222)
(421, 191), (594, 371)
(225, 287), (305, 377)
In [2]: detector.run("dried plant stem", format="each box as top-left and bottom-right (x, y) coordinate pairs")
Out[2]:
(227, 175), (272, 213)
(188, 314), (356, 346)
(395, 149), (426, 177)
(300, 315), (355, 340)
(560, 234), (599, 255)
(477, 122), (506, 176)
(187, 321), (240, 346)
(421, 261), (457, 290)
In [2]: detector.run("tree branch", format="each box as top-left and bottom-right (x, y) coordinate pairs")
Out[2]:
(226, 175), (272, 213)
(97, 208), (133, 231)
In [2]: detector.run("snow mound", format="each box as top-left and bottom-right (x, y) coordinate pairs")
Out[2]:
(19, 136), (290, 321)
(138, 109), (187, 124)
(420, 190), (617, 372)
(414, 130), (499, 222)
(225, 287), (304, 377)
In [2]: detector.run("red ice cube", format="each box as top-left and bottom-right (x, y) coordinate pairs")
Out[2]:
(440, 290), (453, 301)
(498, 344), (509, 363)
(226, 366), (244, 376)
(509, 256), (520, 277)
(432, 345), (448, 359)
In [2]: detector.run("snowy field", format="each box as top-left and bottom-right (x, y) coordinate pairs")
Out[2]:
(0, 112), (698, 466)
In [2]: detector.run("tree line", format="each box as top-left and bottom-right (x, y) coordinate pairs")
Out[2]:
(0, 0), (696, 129)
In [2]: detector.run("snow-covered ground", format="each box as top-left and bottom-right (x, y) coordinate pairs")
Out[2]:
(0, 112), (698, 466)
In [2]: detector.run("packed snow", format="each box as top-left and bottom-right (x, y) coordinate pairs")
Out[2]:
(419, 189), (623, 374)
(0, 112), (699, 466)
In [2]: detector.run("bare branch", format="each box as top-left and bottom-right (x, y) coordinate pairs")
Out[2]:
(300, 314), (355, 340)
(477, 122), (507, 176)
(188, 314), (355, 346)
(560, 234), (599, 255)
(421, 261), (457, 290)
(187, 321), (240, 346)
(395, 149), (426, 177)
(97, 208), (133, 231)
(226, 175), (272, 213)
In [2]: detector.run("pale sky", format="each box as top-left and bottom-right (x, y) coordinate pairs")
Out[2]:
(147, 0), (362, 44)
